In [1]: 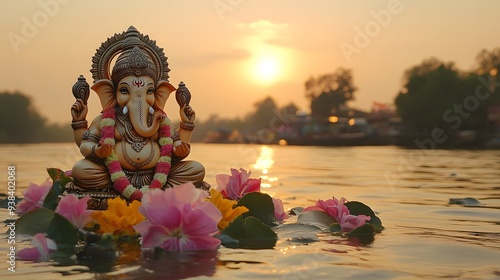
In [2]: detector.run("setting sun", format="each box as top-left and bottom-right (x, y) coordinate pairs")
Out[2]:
(252, 55), (281, 85)
(256, 56), (279, 82)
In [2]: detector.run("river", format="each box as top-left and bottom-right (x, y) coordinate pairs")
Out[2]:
(1, 143), (499, 279)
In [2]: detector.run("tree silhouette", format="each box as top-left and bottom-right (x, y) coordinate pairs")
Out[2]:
(394, 56), (498, 134)
(0, 92), (72, 143)
(0, 92), (46, 142)
(244, 96), (279, 130)
(395, 58), (462, 133)
(475, 47), (500, 75)
(305, 68), (356, 117)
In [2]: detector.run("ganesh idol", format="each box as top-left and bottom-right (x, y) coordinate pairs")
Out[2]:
(68, 26), (206, 209)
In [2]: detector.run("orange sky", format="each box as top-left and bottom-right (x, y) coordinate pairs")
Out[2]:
(1, 0), (500, 125)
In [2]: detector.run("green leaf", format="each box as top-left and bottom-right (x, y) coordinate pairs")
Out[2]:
(245, 216), (277, 240)
(50, 248), (78, 265)
(297, 210), (336, 231)
(16, 207), (55, 235)
(289, 206), (304, 216)
(221, 215), (246, 240)
(47, 213), (78, 247)
(47, 167), (73, 188)
(273, 223), (321, 244)
(43, 180), (63, 211)
(237, 192), (277, 226)
(219, 215), (277, 249)
(345, 223), (375, 244)
(345, 201), (384, 232)
(328, 223), (341, 233)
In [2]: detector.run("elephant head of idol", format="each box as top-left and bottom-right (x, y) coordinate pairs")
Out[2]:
(90, 26), (176, 138)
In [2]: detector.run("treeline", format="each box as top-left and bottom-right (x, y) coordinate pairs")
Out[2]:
(192, 97), (299, 142)
(395, 48), (500, 136)
(0, 92), (72, 143)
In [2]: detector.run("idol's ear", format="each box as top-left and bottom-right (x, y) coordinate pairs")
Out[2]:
(154, 80), (176, 110)
(91, 79), (116, 110)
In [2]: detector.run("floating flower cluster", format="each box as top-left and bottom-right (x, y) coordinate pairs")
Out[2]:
(303, 197), (371, 233)
(12, 167), (383, 262)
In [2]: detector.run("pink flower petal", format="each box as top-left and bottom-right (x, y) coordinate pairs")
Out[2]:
(169, 183), (208, 207)
(181, 206), (219, 237)
(193, 202), (222, 225)
(241, 178), (261, 195)
(215, 174), (230, 191)
(159, 236), (184, 251)
(133, 220), (154, 238)
(17, 247), (42, 261)
(272, 197), (289, 222)
(140, 224), (172, 249)
(140, 189), (184, 228)
(309, 197), (351, 224)
(157, 207), (221, 251)
(175, 235), (221, 251)
(17, 233), (56, 261)
(215, 168), (262, 200)
(340, 214), (371, 233)
(16, 178), (53, 215)
(55, 195), (93, 228)
(140, 204), (181, 231)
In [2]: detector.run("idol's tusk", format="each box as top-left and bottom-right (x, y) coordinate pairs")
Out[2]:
(122, 106), (129, 115)
(149, 106), (155, 115)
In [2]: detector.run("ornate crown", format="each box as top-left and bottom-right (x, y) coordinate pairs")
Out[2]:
(90, 26), (170, 84)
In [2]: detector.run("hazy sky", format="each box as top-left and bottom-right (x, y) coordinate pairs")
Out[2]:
(1, 0), (500, 125)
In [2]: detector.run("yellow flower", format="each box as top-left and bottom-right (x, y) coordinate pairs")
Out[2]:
(91, 197), (144, 236)
(208, 189), (249, 230)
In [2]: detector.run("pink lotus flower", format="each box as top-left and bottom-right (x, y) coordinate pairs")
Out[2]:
(134, 183), (222, 251)
(304, 197), (350, 221)
(17, 233), (57, 261)
(16, 178), (53, 215)
(338, 213), (371, 233)
(215, 168), (261, 200)
(55, 194), (93, 229)
(304, 197), (370, 233)
(272, 197), (289, 222)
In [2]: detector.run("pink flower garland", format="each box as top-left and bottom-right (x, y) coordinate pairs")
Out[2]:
(100, 108), (173, 201)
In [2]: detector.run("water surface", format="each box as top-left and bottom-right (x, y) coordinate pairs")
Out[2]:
(1, 143), (499, 279)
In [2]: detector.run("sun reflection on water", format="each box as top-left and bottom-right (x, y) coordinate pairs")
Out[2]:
(252, 146), (277, 188)
(279, 245), (297, 255)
